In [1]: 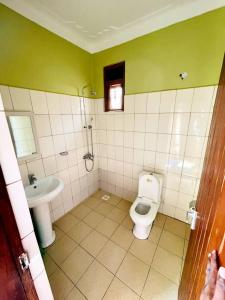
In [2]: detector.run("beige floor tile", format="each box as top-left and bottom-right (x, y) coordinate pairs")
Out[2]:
(154, 213), (167, 228)
(49, 268), (73, 300)
(55, 213), (79, 232)
(107, 207), (127, 223)
(107, 194), (121, 206)
(53, 225), (64, 241)
(152, 247), (182, 284)
(77, 260), (113, 300)
(47, 235), (77, 264)
(159, 230), (184, 257)
(121, 215), (134, 230)
(95, 202), (114, 216)
(96, 217), (118, 237)
(43, 253), (57, 277)
(117, 199), (132, 211)
(83, 211), (104, 228)
(148, 225), (163, 244)
(70, 204), (92, 219)
(62, 246), (94, 283)
(93, 190), (110, 199)
(142, 267), (178, 300)
(164, 217), (186, 238)
(65, 287), (86, 300)
(129, 239), (157, 265)
(97, 240), (126, 274)
(84, 196), (102, 209)
(67, 221), (93, 243)
(81, 230), (107, 256)
(116, 253), (149, 295)
(111, 225), (134, 250)
(103, 277), (139, 300)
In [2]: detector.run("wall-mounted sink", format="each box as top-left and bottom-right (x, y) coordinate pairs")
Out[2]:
(25, 176), (64, 248)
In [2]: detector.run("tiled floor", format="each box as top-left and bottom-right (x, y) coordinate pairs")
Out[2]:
(44, 190), (190, 300)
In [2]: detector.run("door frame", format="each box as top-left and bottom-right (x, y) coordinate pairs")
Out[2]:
(179, 54), (225, 299)
(0, 166), (38, 299)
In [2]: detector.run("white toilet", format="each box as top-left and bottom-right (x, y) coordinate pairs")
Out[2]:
(130, 171), (163, 239)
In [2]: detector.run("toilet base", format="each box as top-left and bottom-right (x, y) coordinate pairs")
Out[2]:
(133, 223), (152, 239)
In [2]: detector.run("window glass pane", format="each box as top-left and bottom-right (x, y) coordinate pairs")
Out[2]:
(109, 84), (123, 110)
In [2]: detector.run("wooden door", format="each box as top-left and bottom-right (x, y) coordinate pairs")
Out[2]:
(179, 55), (225, 299)
(0, 167), (38, 300)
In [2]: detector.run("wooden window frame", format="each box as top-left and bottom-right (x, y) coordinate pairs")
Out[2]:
(104, 61), (125, 112)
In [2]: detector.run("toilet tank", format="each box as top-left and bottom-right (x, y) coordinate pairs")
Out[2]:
(138, 171), (163, 203)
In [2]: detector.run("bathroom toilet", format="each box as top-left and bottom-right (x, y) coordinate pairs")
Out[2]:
(130, 171), (163, 239)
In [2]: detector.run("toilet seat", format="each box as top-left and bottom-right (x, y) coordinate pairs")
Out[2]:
(130, 197), (159, 226)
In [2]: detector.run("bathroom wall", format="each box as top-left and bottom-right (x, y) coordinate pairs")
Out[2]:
(93, 7), (225, 97)
(0, 4), (92, 96)
(96, 85), (217, 222)
(0, 85), (99, 222)
(0, 94), (53, 299)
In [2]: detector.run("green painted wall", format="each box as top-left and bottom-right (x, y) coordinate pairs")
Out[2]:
(0, 4), (92, 96)
(93, 7), (225, 97)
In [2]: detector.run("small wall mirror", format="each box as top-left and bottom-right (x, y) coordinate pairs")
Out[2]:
(6, 112), (40, 161)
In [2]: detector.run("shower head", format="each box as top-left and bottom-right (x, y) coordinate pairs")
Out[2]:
(81, 85), (96, 97)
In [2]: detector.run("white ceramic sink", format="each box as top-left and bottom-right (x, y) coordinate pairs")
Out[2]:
(25, 176), (64, 248)
(25, 176), (64, 208)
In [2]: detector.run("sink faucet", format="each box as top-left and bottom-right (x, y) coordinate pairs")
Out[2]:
(28, 174), (37, 185)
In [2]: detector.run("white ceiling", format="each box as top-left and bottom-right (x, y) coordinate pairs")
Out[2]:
(2, 0), (225, 53)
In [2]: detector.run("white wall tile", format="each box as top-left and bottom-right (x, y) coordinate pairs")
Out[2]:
(62, 115), (74, 133)
(134, 114), (146, 132)
(124, 132), (134, 148)
(134, 132), (145, 149)
(160, 90), (176, 113)
(7, 180), (34, 238)
(39, 136), (54, 158)
(46, 92), (61, 114)
(192, 86), (214, 112)
(30, 90), (48, 114)
(170, 135), (187, 156)
(124, 95), (135, 113)
(158, 114), (173, 134)
(185, 136), (204, 158)
(134, 93), (147, 113)
(175, 89), (194, 112)
(43, 156), (57, 176)
(22, 232), (44, 280)
(35, 115), (51, 137)
(60, 94), (72, 114)
(157, 134), (171, 153)
(53, 135), (66, 154)
(124, 114), (134, 131)
(10, 87), (32, 111)
(27, 159), (45, 178)
(147, 92), (161, 113)
(0, 85), (13, 110)
(172, 113), (190, 135)
(0, 111), (21, 184)
(145, 133), (157, 151)
(188, 113), (209, 136)
(34, 271), (54, 300)
(155, 152), (169, 171)
(144, 150), (155, 168)
(145, 114), (159, 133)
(50, 115), (63, 135)
(114, 114), (124, 130)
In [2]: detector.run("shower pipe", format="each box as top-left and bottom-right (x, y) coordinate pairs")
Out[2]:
(80, 85), (95, 172)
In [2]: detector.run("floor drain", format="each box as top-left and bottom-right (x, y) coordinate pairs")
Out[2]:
(102, 195), (110, 201)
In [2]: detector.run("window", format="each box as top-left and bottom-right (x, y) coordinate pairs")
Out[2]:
(104, 61), (125, 112)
